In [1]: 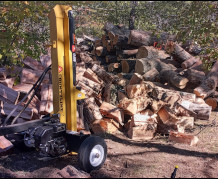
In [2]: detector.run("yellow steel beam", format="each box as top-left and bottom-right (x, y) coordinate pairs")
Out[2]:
(48, 5), (85, 131)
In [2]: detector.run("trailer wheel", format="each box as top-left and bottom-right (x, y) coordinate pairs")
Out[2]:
(78, 136), (107, 173)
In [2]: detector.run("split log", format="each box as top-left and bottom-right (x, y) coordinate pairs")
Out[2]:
(169, 131), (199, 146)
(99, 101), (124, 125)
(21, 68), (50, 85)
(84, 97), (103, 125)
(1, 102), (34, 120)
(95, 46), (107, 57)
(126, 84), (149, 99)
(0, 78), (15, 88)
(128, 73), (143, 85)
(92, 118), (122, 135)
(78, 76), (102, 93)
(91, 64), (114, 82)
(39, 84), (53, 115)
(121, 59), (136, 73)
(128, 30), (176, 47)
(136, 46), (170, 60)
(83, 68), (104, 85)
(194, 61), (218, 99)
(77, 81), (98, 97)
(0, 68), (7, 80)
(118, 96), (151, 115)
(0, 83), (19, 104)
(181, 56), (201, 69)
(127, 115), (157, 140)
(143, 68), (160, 82)
(113, 77), (129, 87)
(0, 136), (13, 156)
(150, 100), (166, 113)
(179, 100), (212, 120)
(205, 98), (218, 111)
(23, 56), (45, 71)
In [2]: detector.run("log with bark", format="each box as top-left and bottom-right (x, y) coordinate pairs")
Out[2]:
(91, 64), (114, 83)
(194, 61), (218, 99)
(39, 84), (53, 115)
(136, 46), (170, 60)
(181, 56), (201, 69)
(128, 30), (177, 47)
(0, 83), (19, 104)
(116, 49), (138, 59)
(205, 97), (218, 111)
(121, 59), (136, 73)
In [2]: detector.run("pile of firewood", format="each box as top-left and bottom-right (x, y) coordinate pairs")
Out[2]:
(75, 22), (218, 146)
(0, 22), (217, 152)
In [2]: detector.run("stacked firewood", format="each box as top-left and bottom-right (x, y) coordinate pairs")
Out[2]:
(0, 22), (217, 152)
(75, 22), (217, 146)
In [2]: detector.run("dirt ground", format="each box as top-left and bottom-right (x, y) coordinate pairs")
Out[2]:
(0, 112), (217, 178)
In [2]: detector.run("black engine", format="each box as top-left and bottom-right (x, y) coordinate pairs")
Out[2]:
(24, 122), (67, 157)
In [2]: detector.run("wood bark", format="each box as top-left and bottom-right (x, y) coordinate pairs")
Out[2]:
(194, 61), (218, 99)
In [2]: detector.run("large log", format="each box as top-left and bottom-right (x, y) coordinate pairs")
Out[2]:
(183, 69), (205, 86)
(39, 84), (53, 115)
(116, 49), (138, 58)
(99, 101), (124, 125)
(136, 46), (170, 60)
(21, 68), (50, 85)
(194, 61), (218, 99)
(128, 30), (177, 47)
(118, 96), (151, 115)
(121, 59), (136, 73)
(143, 68), (160, 82)
(169, 131), (199, 146)
(0, 83), (19, 104)
(23, 56), (46, 71)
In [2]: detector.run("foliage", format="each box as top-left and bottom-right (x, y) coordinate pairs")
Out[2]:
(0, 1), (217, 69)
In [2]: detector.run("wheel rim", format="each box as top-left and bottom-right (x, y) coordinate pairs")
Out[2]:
(89, 144), (105, 167)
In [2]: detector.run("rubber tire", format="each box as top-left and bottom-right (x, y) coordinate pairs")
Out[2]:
(78, 136), (107, 173)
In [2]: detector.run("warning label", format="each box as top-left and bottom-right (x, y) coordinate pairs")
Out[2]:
(58, 66), (63, 73)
